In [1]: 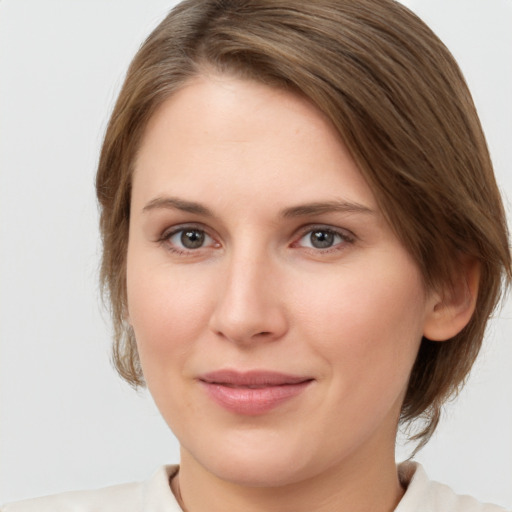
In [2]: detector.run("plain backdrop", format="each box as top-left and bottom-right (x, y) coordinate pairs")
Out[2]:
(1, 0), (511, 506)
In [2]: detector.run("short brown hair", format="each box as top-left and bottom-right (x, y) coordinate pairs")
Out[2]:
(96, 0), (510, 448)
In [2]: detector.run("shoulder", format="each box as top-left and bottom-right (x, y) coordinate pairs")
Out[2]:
(396, 462), (509, 512)
(1, 466), (182, 512)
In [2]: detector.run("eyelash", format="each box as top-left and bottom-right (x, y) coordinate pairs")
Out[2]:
(157, 224), (218, 256)
(294, 225), (356, 253)
(157, 224), (356, 256)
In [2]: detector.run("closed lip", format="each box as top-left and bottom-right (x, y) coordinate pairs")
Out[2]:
(198, 369), (313, 387)
(198, 369), (314, 415)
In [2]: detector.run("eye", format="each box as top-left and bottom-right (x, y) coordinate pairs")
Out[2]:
(295, 227), (353, 250)
(161, 226), (217, 253)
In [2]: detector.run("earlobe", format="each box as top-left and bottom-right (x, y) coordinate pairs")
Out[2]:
(423, 259), (480, 342)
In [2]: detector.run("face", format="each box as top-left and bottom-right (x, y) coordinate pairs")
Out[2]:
(127, 75), (437, 487)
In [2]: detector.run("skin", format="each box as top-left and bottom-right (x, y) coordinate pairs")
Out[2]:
(126, 74), (471, 512)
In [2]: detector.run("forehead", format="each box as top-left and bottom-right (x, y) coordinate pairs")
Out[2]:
(132, 74), (378, 215)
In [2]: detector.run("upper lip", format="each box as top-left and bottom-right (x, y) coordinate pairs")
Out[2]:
(199, 370), (313, 387)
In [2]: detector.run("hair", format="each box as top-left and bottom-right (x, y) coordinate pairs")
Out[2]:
(96, 0), (510, 450)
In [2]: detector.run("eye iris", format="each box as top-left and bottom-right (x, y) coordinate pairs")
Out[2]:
(310, 230), (334, 248)
(181, 230), (205, 249)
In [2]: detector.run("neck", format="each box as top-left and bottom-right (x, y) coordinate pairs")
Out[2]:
(173, 439), (404, 512)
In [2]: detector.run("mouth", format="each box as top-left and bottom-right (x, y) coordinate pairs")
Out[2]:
(198, 370), (314, 415)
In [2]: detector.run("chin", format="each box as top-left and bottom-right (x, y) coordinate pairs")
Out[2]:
(182, 431), (327, 488)
(205, 456), (311, 488)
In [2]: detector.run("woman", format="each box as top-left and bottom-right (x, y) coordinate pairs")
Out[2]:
(3, 0), (510, 510)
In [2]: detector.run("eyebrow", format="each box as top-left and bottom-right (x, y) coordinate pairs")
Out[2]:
(281, 200), (374, 218)
(142, 197), (213, 216)
(142, 196), (374, 218)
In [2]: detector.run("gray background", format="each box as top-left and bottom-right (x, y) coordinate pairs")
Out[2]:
(1, 0), (511, 506)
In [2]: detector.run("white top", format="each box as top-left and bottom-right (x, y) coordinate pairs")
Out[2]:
(2, 462), (508, 511)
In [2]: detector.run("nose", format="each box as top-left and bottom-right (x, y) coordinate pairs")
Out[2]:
(208, 250), (289, 345)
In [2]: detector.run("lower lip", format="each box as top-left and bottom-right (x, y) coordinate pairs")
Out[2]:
(200, 381), (312, 415)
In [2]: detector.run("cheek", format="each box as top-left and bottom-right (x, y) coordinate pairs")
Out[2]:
(296, 257), (427, 382)
(292, 259), (428, 446)
(126, 260), (214, 373)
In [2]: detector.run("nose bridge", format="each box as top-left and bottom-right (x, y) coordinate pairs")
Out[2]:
(209, 239), (287, 343)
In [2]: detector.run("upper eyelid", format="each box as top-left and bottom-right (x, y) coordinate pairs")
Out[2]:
(158, 226), (218, 254)
(156, 222), (356, 247)
(160, 223), (212, 239)
(294, 224), (356, 240)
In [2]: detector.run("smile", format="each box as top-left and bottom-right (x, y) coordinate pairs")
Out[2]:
(198, 370), (314, 415)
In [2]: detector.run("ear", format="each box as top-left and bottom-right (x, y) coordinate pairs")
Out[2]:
(423, 258), (480, 341)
